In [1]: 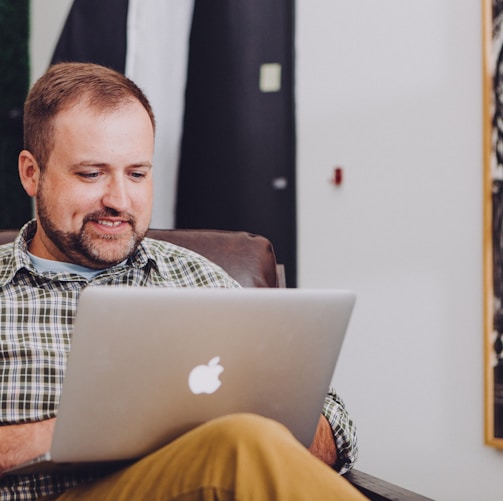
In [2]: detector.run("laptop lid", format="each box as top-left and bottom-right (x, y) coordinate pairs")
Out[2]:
(46, 287), (355, 464)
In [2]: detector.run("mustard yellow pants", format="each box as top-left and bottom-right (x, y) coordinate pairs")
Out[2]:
(55, 413), (367, 500)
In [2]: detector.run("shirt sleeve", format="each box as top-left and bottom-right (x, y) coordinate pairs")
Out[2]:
(321, 388), (358, 473)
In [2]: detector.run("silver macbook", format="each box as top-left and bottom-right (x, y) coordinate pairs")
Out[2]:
(4, 286), (355, 475)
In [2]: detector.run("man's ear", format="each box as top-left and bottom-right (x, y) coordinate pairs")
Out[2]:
(18, 150), (41, 197)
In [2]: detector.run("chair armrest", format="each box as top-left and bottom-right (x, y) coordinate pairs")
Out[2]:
(0, 229), (18, 245)
(343, 469), (434, 501)
(276, 264), (286, 288)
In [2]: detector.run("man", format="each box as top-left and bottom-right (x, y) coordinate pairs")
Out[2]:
(0, 62), (365, 500)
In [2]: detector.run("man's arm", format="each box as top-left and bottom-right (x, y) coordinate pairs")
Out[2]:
(320, 389), (359, 473)
(309, 414), (337, 465)
(0, 419), (55, 472)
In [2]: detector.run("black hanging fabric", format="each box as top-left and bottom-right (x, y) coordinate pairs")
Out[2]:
(51, 0), (129, 73)
(0, 0), (31, 229)
(176, 0), (297, 286)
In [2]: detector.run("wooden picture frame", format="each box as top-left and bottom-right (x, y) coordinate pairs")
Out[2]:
(483, 0), (503, 448)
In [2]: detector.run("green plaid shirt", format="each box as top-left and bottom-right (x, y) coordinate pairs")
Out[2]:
(0, 221), (357, 500)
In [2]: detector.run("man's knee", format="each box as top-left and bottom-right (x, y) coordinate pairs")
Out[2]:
(205, 413), (288, 438)
(200, 413), (295, 453)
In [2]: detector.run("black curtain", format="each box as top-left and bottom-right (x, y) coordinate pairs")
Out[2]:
(51, 0), (129, 72)
(177, 0), (297, 286)
(0, 0), (31, 229)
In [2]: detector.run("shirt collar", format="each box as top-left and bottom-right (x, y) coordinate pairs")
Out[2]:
(0, 220), (38, 285)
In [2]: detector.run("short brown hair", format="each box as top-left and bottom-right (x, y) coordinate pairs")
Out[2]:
(24, 62), (156, 169)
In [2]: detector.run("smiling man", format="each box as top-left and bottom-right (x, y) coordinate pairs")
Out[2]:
(0, 62), (364, 501)
(19, 67), (155, 269)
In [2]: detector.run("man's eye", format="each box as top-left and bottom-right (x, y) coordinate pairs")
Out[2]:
(130, 172), (147, 180)
(78, 172), (100, 179)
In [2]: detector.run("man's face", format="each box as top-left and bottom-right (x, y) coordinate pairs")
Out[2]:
(27, 99), (154, 269)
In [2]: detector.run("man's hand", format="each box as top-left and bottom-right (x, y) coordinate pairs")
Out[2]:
(0, 418), (56, 472)
(309, 414), (337, 466)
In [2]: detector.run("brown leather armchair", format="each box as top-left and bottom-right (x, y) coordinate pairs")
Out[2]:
(0, 228), (432, 500)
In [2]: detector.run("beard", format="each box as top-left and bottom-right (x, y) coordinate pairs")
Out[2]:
(36, 190), (147, 269)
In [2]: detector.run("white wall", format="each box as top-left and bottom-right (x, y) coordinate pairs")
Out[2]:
(30, 1), (502, 499)
(297, 1), (503, 500)
(30, 0), (72, 83)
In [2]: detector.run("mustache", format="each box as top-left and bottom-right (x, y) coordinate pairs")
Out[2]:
(83, 209), (135, 225)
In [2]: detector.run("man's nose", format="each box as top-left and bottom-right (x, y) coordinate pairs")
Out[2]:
(102, 177), (130, 212)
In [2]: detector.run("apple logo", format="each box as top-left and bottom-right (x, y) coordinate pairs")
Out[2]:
(188, 356), (224, 394)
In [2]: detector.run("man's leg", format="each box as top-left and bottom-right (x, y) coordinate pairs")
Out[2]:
(58, 413), (367, 500)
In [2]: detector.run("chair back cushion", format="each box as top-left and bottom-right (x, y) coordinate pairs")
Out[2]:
(0, 228), (280, 288)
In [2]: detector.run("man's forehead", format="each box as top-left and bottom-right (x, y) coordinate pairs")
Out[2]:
(57, 95), (142, 118)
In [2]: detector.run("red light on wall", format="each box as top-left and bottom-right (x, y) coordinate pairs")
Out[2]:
(331, 167), (343, 186)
